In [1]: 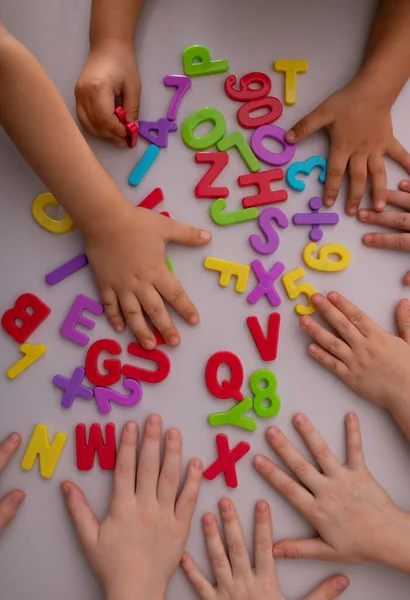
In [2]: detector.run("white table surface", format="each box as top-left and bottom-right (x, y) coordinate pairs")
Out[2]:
(1, 1), (410, 598)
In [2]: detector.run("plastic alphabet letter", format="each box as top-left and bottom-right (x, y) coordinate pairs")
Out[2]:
(128, 145), (160, 187)
(76, 423), (117, 470)
(60, 294), (104, 346)
(45, 254), (88, 285)
(238, 169), (288, 209)
(32, 193), (74, 234)
(21, 424), (67, 479)
(7, 343), (46, 379)
(251, 125), (296, 167)
(205, 351), (244, 401)
(53, 366), (94, 409)
(85, 339), (122, 387)
(210, 198), (258, 226)
(249, 207), (289, 255)
(204, 257), (250, 293)
(247, 260), (285, 306)
(182, 45), (229, 77)
(208, 397), (256, 431)
(195, 152), (229, 198)
(273, 60), (308, 106)
(247, 313), (280, 361)
(122, 343), (171, 384)
(203, 434), (251, 488)
(1, 293), (51, 343)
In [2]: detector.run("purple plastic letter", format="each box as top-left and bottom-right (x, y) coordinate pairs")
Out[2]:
(59, 294), (104, 346)
(53, 366), (94, 409)
(249, 207), (289, 255)
(138, 118), (177, 148)
(94, 379), (143, 415)
(247, 260), (285, 306)
(164, 74), (192, 121)
(45, 254), (88, 285)
(250, 124), (295, 166)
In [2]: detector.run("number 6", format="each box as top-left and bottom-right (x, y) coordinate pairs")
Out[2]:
(303, 242), (351, 272)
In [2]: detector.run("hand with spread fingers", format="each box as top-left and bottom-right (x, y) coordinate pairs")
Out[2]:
(254, 414), (410, 573)
(299, 292), (410, 440)
(0, 432), (25, 535)
(61, 416), (203, 600)
(359, 179), (410, 285)
(181, 498), (349, 600)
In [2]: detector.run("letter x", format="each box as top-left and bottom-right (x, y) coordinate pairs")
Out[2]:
(247, 259), (285, 306)
(203, 434), (250, 488)
(53, 366), (94, 409)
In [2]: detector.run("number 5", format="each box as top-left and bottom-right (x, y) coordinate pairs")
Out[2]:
(282, 268), (316, 315)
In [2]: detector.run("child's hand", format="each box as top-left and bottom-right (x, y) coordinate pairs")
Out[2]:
(299, 292), (410, 412)
(254, 414), (410, 571)
(61, 415), (203, 600)
(286, 78), (410, 215)
(85, 206), (211, 348)
(75, 40), (140, 146)
(181, 498), (349, 600)
(359, 179), (410, 284)
(0, 432), (25, 534)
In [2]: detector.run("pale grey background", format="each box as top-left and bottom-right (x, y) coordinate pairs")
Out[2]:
(0, 0), (410, 598)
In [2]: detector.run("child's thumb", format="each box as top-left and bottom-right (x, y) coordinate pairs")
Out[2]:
(123, 78), (141, 122)
(396, 298), (410, 344)
(61, 482), (99, 550)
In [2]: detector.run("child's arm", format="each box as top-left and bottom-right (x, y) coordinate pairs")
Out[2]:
(286, 0), (410, 216)
(254, 414), (410, 573)
(300, 292), (410, 441)
(61, 416), (202, 600)
(0, 432), (25, 534)
(0, 23), (211, 349)
(181, 498), (349, 600)
(75, 0), (143, 143)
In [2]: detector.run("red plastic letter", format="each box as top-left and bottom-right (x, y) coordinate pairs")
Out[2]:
(122, 343), (171, 384)
(138, 188), (164, 210)
(237, 97), (283, 129)
(205, 351), (244, 401)
(224, 72), (271, 101)
(194, 152), (229, 199)
(203, 434), (250, 488)
(85, 339), (122, 386)
(76, 423), (117, 470)
(247, 313), (281, 361)
(1, 293), (51, 343)
(238, 169), (288, 209)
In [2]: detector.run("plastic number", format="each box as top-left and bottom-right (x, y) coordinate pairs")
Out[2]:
(182, 108), (226, 150)
(250, 369), (280, 418)
(224, 72), (272, 101)
(282, 268), (316, 315)
(303, 242), (351, 272)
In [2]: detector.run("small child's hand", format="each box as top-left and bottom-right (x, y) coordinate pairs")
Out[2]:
(85, 205), (211, 348)
(181, 498), (349, 600)
(254, 414), (410, 570)
(75, 40), (140, 145)
(299, 292), (410, 411)
(359, 179), (410, 284)
(61, 415), (203, 600)
(0, 432), (25, 534)
(286, 79), (410, 215)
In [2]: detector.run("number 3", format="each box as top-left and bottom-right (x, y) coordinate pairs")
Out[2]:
(282, 268), (316, 315)
(303, 242), (351, 272)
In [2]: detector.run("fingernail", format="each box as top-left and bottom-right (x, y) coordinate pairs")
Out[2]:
(115, 325), (124, 333)
(363, 233), (374, 245)
(11, 492), (25, 508)
(125, 422), (137, 433)
(273, 548), (285, 558)
(286, 130), (296, 142)
(347, 412), (357, 423)
(9, 433), (20, 444)
(400, 180), (410, 191)
(254, 455), (266, 468)
(267, 427), (279, 440)
(308, 344), (319, 354)
(327, 291), (338, 302)
(203, 514), (214, 526)
(192, 458), (202, 471)
(347, 206), (357, 216)
(375, 201), (384, 211)
(219, 499), (230, 512)
(336, 577), (349, 592)
(299, 316), (309, 329)
(402, 298), (410, 308)
(148, 414), (161, 427)
(293, 414), (305, 426)
(200, 231), (211, 241)
(170, 336), (180, 347)
(311, 293), (324, 305)
(358, 209), (369, 219)
(324, 197), (334, 207)
(189, 314), (199, 325)
(256, 500), (267, 513)
(143, 339), (155, 350)
(61, 483), (70, 496)
(167, 428), (180, 441)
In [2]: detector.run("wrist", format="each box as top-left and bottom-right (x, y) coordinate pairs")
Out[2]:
(353, 60), (405, 108)
(105, 582), (167, 600)
(371, 508), (410, 573)
(90, 36), (135, 55)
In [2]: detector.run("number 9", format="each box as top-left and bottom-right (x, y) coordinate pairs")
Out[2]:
(303, 242), (351, 272)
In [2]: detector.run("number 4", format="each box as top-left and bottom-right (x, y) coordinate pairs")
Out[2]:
(282, 268), (316, 315)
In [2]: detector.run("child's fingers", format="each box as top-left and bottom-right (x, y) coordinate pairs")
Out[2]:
(310, 294), (364, 345)
(285, 102), (332, 144)
(347, 153), (367, 215)
(101, 287), (125, 333)
(299, 315), (352, 363)
(345, 413), (365, 470)
(368, 153), (387, 212)
(180, 552), (215, 600)
(396, 298), (410, 342)
(156, 274), (200, 327)
(308, 344), (350, 380)
(166, 219), (212, 247)
(358, 208), (410, 231)
(273, 537), (337, 561)
(254, 501), (276, 577)
(112, 422), (139, 503)
(0, 433), (21, 473)
(138, 287), (180, 348)
(326, 292), (379, 337)
(387, 139), (410, 174)
(264, 427), (324, 491)
(362, 232), (410, 251)
(157, 429), (182, 508)
(0, 490), (25, 534)
(136, 415), (162, 502)
(302, 575), (350, 600)
(253, 455), (314, 517)
(90, 88), (126, 141)
(60, 482), (99, 550)
(219, 498), (252, 576)
(76, 103), (99, 137)
(292, 415), (341, 476)
(324, 146), (349, 207)
(201, 512), (233, 587)
(122, 77), (141, 123)
(403, 271), (410, 286)
(119, 292), (156, 350)
(175, 458), (202, 524)
(386, 188), (410, 210)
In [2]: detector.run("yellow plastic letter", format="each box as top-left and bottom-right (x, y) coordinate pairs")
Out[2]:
(21, 424), (67, 479)
(273, 60), (308, 106)
(7, 344), (47, 380)
(204, 257), (250, 293)
(32, 193), (74, 234)
(282, 267), (316, 315)
(303, 242), (351, 272)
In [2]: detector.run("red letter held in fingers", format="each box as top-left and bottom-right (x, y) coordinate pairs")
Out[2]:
(203, 434), (250, 488)
(76, 423), (117, 471)
(1, 293), (51, 343)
